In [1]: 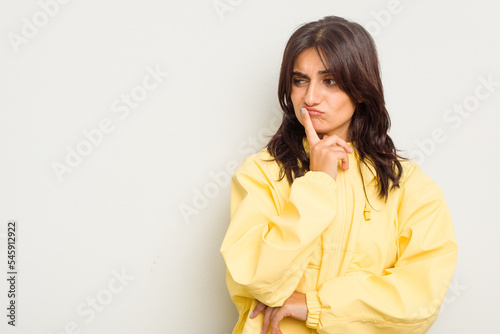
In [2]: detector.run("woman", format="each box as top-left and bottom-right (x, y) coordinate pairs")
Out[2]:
(220, 16), (457, 334)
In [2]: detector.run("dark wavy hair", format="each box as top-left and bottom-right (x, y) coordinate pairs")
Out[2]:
(267, 15), (403, 199)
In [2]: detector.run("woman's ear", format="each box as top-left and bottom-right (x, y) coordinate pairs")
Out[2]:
(351, 92), (363, 104)
(353, 96), (363, 104)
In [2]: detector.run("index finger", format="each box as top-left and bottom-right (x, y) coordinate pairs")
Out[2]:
(261, 307), (274, 334)
(249, 302), (266, 319)
(301, 107), (320, 146)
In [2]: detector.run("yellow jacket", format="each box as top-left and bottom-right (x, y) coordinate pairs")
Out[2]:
(220, 141), (457, 334)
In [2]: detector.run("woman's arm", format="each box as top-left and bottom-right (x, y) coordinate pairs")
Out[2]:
(220, 154), (338, 307)
(304, 164), (458, 333)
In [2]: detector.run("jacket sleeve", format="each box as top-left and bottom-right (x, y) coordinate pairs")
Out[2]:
(220, 155), (337, 307)
(305, 164), (458, 333)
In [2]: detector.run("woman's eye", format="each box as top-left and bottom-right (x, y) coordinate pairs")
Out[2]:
(324, 78), (336, 86)
(293, 78), (307, 86)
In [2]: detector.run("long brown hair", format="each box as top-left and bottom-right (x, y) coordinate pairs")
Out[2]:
(267, 16), (403, 199)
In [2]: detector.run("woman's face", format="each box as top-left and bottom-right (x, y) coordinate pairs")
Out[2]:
(291, 48), (356, 141)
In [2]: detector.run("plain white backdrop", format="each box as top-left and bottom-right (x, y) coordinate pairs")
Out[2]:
(1, 0), (499, 333)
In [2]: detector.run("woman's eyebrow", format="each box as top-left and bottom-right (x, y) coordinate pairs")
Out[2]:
(318, 70), (333, 76)
(292, 70), (333, 77)
(292, 71), (308, 78)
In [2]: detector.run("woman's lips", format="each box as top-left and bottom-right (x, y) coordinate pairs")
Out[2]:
(304, 107), (323, 116)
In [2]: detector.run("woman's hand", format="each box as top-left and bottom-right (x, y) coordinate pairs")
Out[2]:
(301, 107), (353, 180)
(250, 291), (308, 334)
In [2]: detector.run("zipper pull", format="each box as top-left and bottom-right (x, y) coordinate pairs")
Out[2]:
(363, 202), (371, 221)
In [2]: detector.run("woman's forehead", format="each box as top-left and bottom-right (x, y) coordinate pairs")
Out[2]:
(293, 48), (331, 74)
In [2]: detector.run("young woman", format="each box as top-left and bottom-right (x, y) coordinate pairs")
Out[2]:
(220, 16), (457, 334)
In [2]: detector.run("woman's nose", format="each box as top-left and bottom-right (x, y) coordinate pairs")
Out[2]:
(304, 81), (321, 106)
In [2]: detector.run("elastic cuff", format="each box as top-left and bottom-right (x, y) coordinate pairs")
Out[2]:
(304, 171), (336, 188)
(305, 290), (322, 329)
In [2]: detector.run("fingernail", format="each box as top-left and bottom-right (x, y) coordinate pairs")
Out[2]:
(301, 107), (306, 115)
(250, 312), (253, 318)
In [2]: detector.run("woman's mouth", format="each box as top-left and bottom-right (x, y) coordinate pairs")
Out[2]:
(304, 107), (323, 116)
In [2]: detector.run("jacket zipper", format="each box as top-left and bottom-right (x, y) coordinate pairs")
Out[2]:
(327, 167), (347, 279)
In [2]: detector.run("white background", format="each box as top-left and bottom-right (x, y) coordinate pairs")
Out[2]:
(1, 0), (499, 333)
